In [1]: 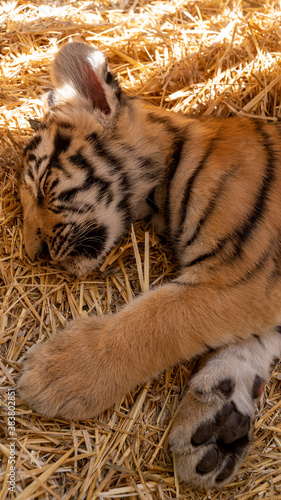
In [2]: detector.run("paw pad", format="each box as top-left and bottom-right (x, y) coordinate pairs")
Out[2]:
(217, 378), (235, 397)
(191, 402), (250, 448)
(196, 447), (218, 473)
(216, 456), (235, 482)
(216, 402), (250, 444)
(191, 420), (213, 445)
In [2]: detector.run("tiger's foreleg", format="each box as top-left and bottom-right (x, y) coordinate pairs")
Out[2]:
(18, 280), (281, 420)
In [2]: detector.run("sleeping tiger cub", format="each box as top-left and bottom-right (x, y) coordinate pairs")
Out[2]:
(18, 42), (281, 489)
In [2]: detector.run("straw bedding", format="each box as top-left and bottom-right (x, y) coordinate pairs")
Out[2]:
(1, 0), (281, 498)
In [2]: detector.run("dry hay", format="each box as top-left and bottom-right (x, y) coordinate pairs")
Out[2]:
(1, 0), (281, 498)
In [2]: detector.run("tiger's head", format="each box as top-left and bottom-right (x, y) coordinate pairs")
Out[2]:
(20, 42), (131, 277)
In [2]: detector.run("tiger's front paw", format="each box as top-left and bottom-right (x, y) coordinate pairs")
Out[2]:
(17, 318), (122, 420)
(169, 356), (264, 489)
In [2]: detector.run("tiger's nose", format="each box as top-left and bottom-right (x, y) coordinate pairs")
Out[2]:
(35, 241), (52, 262)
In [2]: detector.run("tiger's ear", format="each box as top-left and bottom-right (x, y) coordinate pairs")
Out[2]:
(50, 42), (121, 116)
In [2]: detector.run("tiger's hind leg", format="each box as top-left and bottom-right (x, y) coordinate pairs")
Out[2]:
(169, 328), (281, 489)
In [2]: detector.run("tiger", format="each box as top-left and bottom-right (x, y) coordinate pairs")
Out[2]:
(17, 42), (281, 490)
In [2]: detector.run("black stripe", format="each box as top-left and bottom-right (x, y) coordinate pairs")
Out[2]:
(147, 112), (183, 136)
(105, 71), (122, 101)
(57, 185), (112, 206)
(50, 224), (67, 251)
(27, 167), (34, 181)
(230, 122), (276, 258)
(109, 135), (161, 182)
(58, 122), (74, 130)
(43, 130), (72, 179)
(51, 223), (76, 257)
(37, 158), (51, 204)
(86, 132), (125, 172)
(203, 343), (216, 354)
(178, 136), (218, 235)
(53, 222), (65, 232)
(252, 333), (263, 345)
(182, 169), (236, 248)
(164, 137), (186, 232)
(137, 157), (161, 181)
(36, 155), (48, 173)
(86, 132), (132, 218)
(27, 153), (36, 163)
(46, 205), (65, 214)
(48, 156), (70, 177)
(86, 132), (129, 183)
(229, 242), (272, 286)
(29, 118), (41, 131)
(54, 130), (71, 154)
(185, 238), (227, 268)
(146, 188), (158, 213)
(69, 152), (90, 168)
(69, 225), (107, 259)
(24, 135), (42, 154)
(116, 197), (132, 226)
(37, 191), (44, 205)
(48, 178), (59, 193)
(58, 188), (81, 203)
(68, 151), (113, 201)
(47, 204), (93, 215)
(39, 122), (48, 131)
